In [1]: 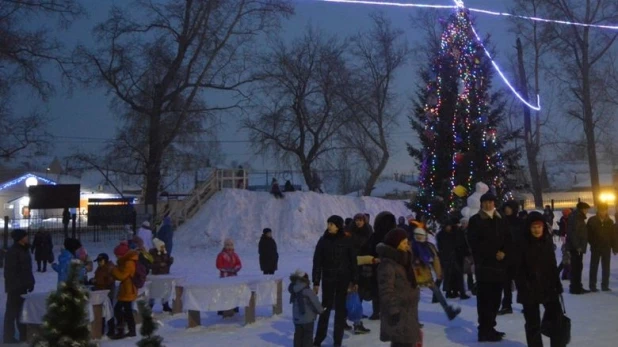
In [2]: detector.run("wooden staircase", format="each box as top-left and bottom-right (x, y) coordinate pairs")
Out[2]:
(163, 168), (247, 226)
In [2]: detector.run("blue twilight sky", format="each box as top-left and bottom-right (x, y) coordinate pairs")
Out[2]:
(13, 0), (522, 174)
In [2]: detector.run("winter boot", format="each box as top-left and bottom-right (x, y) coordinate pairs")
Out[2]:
(344, 322), (352, 331)
(126, 326), (137, 338)
(105, 319), (116, 338)
(446, 306), (461, 321)
(353, 322), (370, 335)
(162, 301), (172, 313)
(497, 306), (513, 315)
(109, 328), (127, 340)
(460, 293), (471, 300)
(368, 313), (380, 320)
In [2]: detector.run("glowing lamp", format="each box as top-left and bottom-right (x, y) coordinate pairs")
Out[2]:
(25, 177), (38, 187)
(599, 192), (615, 203)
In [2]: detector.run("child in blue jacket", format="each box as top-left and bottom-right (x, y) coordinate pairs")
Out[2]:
(289, 269), (323, 347)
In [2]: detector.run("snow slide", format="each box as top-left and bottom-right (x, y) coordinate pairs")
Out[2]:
(174, 189), (411, 251)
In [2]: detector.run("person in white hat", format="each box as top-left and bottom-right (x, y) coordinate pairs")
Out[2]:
(137, 221), (154, 251)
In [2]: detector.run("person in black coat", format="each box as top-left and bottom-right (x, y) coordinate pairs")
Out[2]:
(467, 193), (512, 342)
(258, 228), (279, 275)
(270, 178), (284, 199)
(362, 211), (396, 320)
(498, 200), (523, 315)
(515, 212), (565, 347)
(3, 229), (35, 343)
(437, 220), (469, 299)
(587, 203), (615, 291)
(31, 228), (53, 272)
(312, 215), (358, 347)
(350, 213), (374, 303)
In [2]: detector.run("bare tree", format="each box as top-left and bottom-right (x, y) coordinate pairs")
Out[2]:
(244, 28), (351, 191)
(0, 0), (83, 159)
(507, 0), (556, 206)
(542, 0), (618, 205)
(73, 0), (293, 214)
(342, 12), (409, 196)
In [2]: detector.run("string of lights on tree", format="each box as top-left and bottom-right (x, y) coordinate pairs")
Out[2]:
(410, 6), (516, 216)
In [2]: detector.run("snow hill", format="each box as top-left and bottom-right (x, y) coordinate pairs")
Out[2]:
(174, 189), (411, 251)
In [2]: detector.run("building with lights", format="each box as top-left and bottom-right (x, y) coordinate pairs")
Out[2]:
(0, 168), (140, 228)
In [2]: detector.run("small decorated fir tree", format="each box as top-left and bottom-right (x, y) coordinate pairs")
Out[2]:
(136, 301), (164, 347)
(32, 262), (96, 347)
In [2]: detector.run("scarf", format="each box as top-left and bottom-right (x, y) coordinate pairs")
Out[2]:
(413, 241), (434, 265)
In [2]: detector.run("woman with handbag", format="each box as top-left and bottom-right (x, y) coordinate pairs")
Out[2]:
(515, 212), (569, 347)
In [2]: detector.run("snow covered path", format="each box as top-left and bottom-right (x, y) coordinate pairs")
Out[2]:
(2, 240), (618, 346)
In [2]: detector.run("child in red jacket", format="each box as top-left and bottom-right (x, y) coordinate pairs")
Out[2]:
(216, 238), (242, 278)
(216, 238), (242, 317)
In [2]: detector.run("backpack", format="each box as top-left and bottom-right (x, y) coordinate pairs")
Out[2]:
(132, 260), (148, 289)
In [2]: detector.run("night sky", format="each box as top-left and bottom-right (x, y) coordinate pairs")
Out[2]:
(13, 0), (518, 173)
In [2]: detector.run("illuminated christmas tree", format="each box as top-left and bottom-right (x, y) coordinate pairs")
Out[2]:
(408, 8), (519, 218)
(32, 262), (96, 347)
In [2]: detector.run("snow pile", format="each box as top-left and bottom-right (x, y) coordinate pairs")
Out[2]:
(347, 179), (415, 198)
(174, 189), (411, 251)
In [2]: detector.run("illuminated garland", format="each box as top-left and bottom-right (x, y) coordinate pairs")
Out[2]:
(415, 8), (513, 215)
(0, 173), (57, 191)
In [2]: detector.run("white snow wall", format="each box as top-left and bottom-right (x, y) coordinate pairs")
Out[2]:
(174, 189), (412, 252)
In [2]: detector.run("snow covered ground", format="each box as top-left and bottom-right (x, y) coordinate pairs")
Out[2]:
(3, 241), (618, 346)
(2, 190), (618, 346)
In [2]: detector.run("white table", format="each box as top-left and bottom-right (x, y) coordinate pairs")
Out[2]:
(148, 275), (181, 302)
(20, 290), (113, 341)
(178, 275), (283, 327)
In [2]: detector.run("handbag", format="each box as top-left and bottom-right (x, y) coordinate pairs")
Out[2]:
(541, 295), (571, 345)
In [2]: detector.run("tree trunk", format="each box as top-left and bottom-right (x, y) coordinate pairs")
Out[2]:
(300, 162), (314, 192)
(145, 110), (163, 216)
(363, 151), (390, 196)
(581, 28), (600, 206)
(516, 38), (543, 207)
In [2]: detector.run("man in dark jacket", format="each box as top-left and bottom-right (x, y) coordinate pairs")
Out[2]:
(3, 229), (35, 343)
(498, 200), (522, 315)
(362, 211), (397, 320)
(312, 215), (358, 347)
(437, 219), (469, 299)
(567, 202), (590, 294)
(467, 193), (512, 342)
(258, 228), (278, 275)
(587, 203), (614, 292)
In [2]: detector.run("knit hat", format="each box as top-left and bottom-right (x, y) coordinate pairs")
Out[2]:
(384, 228), (408, 249)
(95, 253), (109, 263)
(114, 241), (130, 258)
(576, 202), (590, 210)
(263, 228), (272, 234)
(153, 238), (166, 250)
(327, 215), (344, 231)
(11, 229), (27, 242)
(353, 213), (366, 222)
(63, 238), (81, 254)
(76, 246), (88, 261)
(141, 220), (151, 228)
(413, 228), (427, 237)
(480, 192), (497, 203)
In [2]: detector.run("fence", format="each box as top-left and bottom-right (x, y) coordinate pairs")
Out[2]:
(0, 212), (136, 253)
(521, 198), (593, 211)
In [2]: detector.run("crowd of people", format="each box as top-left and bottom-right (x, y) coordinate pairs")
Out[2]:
(297, 192), (581, 347)
(2, 216), (176, 343)
(5, 192), (617, 346)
